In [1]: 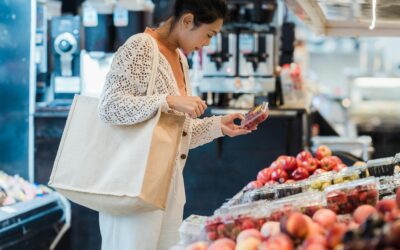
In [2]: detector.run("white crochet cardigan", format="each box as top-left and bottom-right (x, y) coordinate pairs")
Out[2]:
(98, 33), (224, 150)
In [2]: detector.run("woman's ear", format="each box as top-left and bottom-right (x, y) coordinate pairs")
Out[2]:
(181, 13), (195, 30)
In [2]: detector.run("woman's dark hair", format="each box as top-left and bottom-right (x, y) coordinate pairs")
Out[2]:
(162, 0), (227, 27)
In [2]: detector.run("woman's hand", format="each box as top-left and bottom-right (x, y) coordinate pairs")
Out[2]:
(166, 95), (207, 118)
(221, 113), (255, 137)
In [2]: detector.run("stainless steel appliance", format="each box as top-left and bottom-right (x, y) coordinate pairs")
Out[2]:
(238, 30), (274, 77)
(50, 15), (81, 101)
(202, 32), (237, 77)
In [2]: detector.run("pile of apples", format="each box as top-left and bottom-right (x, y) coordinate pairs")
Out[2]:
(246, 145), (347, 190)
(185, 189), (400, 250)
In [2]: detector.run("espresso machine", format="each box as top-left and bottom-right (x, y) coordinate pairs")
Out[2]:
(80, 0), (153, 97)
(50, 15), (81, 102)
(198, 0), (277, 108)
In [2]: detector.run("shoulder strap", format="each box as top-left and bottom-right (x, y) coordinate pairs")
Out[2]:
(146, 34), (160, 95)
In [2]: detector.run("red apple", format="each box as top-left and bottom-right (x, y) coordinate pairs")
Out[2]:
(291, 167), (309, 180)
(281, 212), (309, 238)
(333, 163), (347, 172)
(257, 168), (272, 184)
(397, 188), (400, 208)
(319, 157), (337, 171)
(209, 238), (235, 250)
(277, 156), (298, 173)
(313, 169), (327, 175)
(264, 233), (294, 250)
(271, 160), (284, 170)
(271, 168), (289, 184)
(298, 158), (319, 174)
(312, 209), (337, 229)
(353, 205), (377, 224)
(330, 156), (342, 164)
(315, 145), (332, 160)
(264, 180), (277, 186)
(245, 180), (264, 190)
(296, 150), (313, 162)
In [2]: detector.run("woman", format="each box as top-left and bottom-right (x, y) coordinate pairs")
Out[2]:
(97, 0), (254, 249)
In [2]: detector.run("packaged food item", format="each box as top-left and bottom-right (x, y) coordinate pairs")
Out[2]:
(267, 196), (299, 221)
(394, 153), (400, 164)
(379, 183), (395, 200)
(333, 168), (360, 184)
(178, 214), (208, 244)
(240, 102), (269, 129)
(367, 157), (396, 177)
(307, 172), (334, 192)
(288, 191), (326, 217)
(216, 190), (245, 212)
(350, 164), (369, 178)
(205, 201), (269, 241)
(275, 182), (303, 199)
(240, 186), (276, 203)
(325, 177), (378, 214)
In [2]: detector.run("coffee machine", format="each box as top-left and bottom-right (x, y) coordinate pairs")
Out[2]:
(50, 15), (81, 102)
(80, 0), (153, 97)
(238, 30), (274, 77)
(198, 0), (277, 108)
(202, 32), (237, 77)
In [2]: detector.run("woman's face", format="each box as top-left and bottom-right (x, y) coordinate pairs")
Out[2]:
(177, 14), (223, 54)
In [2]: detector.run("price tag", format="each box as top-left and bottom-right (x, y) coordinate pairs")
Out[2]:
(113, 5), (129, 27)
(82, 2), (98, 27)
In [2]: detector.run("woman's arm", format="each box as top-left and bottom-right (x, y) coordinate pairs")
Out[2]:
(98, 35), (169, 125)
(189, 116), (224, 149)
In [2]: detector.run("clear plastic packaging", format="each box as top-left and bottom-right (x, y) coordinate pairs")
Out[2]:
(394, 153), (400, 164)
(333, 168), (360, 184)
(178, 214), (208, 245)
(205, 201), (269, 241)
(240, 186), (276, 203)
(240, 102), (269, 129)
(306, 172), (334, 192)
(267, 200), (297, 222)
(275, 182), (303, 198)
(350, 164), (369, 178)
(367, 157), (396, 177)
(379, 183), (395, 200)
(325, 177), (378, 214)
(287, 191), (326, 217)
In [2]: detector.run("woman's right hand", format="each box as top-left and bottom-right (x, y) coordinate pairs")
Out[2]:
(166, 95), (207, 118)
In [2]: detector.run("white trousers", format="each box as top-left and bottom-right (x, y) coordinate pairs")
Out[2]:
(99, 166), (186, 250)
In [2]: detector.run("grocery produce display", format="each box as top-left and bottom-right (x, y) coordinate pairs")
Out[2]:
(181, 189), (400, 250)
(240, 102), (269, 130)
(172, 149), (400, 250)
(253, 146), (348, 189)
(0, 171), (51, 206)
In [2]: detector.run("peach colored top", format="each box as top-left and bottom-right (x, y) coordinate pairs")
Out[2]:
(145, 28), (187, 96)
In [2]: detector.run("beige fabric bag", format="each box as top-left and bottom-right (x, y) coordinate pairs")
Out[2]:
(49, 38), (185, 215)
(48, 95), (184, 215)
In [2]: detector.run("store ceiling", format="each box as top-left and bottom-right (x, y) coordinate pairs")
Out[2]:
(286, 0), (400, 36)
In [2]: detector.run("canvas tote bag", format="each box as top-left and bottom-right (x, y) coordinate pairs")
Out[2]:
(49, 37), (185, 215)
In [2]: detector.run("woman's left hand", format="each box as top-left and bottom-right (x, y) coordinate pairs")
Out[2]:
(221, 113), (255, 137)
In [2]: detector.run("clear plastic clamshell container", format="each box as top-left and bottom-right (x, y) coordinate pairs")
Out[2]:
(333, 168), (360, 184)
(275, 181), (304, 199)
(350, 164), (369, 178)
(240, 186), (276, 204)
(240, 102), (269, 129)
(367, 157), (396, 177)
(306, 172), (335, 192)
(325, 177), (378, 214)
(205, 200), (269, 241)
(178, 214), (208, 245)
